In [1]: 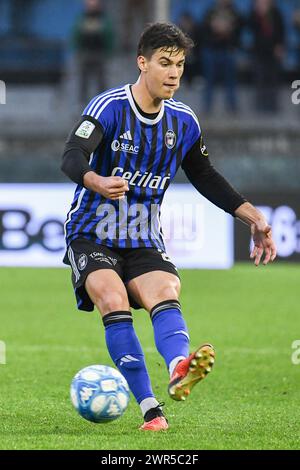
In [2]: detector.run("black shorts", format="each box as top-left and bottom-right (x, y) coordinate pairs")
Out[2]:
(64, 238), (180, 312)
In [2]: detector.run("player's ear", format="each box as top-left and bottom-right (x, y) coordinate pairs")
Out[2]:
(137, 55), (148, 73)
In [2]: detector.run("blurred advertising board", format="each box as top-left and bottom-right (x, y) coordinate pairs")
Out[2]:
(235, 194), (300, 262)
(0, 184), (233, 269)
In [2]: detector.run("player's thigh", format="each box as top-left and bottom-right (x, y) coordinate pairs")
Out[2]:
(85, 269), (130, 317)
(126, 270), (181, 313)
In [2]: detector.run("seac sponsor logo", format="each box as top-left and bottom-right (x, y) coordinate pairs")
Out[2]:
(111, 140), (139, 154)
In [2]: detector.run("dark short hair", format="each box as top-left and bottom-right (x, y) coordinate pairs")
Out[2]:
(137, 22), (194, 58)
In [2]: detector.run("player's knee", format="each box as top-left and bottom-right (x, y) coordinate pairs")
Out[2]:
(158, 279), (181, 301)
(95, 291), (129, 315)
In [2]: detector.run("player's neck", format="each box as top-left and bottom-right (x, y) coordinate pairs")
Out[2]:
(131, 81), (162, 114)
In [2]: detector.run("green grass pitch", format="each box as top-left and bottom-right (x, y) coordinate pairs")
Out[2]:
(0, 264), (299, 450)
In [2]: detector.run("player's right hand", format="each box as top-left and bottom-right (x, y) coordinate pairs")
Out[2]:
(99, 176), (130, 200)
(83, 172), (129, 200)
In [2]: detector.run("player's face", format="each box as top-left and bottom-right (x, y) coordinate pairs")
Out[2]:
(141, 48), (185, 100)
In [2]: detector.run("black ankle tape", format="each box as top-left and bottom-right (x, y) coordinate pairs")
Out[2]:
(102, 311), (132, 327)
(150, 299), (181, 321)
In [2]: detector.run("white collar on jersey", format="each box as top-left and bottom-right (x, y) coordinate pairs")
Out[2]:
(125, 84), (165, 125)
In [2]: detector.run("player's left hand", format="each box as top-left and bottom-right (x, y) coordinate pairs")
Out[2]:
(250, 223), (277, 266)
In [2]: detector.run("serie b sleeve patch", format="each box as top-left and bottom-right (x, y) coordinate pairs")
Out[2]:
(75, 120), (96, 139)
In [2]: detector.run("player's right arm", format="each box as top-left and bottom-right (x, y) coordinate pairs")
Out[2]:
(61, 116), (128, 200)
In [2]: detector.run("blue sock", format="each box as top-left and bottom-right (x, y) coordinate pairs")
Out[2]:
(103, 311), (155, 405)
(151, 300), (190, 374)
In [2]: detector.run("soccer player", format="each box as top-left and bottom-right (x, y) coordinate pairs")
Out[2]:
(61, 23), (277, 431)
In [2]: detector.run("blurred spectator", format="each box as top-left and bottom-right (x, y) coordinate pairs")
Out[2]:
(293, 8), (300, 70)
(201, 0), (242, 114)
(177, 12), (201, 85)
(122, 0), (151, 51)
(248, 0), (285, 113)
(73, 0), (114, 107)
(9, 0), (37, 37)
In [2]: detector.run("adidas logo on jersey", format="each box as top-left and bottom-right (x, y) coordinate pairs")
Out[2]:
(120, 130), (133, 140)
(111, 129), (139, 154)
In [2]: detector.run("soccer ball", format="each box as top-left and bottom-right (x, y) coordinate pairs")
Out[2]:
(70, 364), (130, 423)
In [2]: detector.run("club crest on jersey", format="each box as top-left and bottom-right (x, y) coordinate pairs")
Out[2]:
(78, 253), (88, 271)
(165, 130), (176, 149)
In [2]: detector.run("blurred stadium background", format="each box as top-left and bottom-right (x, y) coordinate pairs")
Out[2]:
(0, 0), (299, 266)
(0, 0), (299, 451)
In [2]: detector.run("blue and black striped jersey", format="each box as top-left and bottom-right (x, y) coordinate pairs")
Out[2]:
(64, 84), (201, 250)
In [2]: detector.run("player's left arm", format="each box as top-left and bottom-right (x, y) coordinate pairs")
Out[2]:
(182, 137), (277, 266)
(234, 202), (277, 266)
